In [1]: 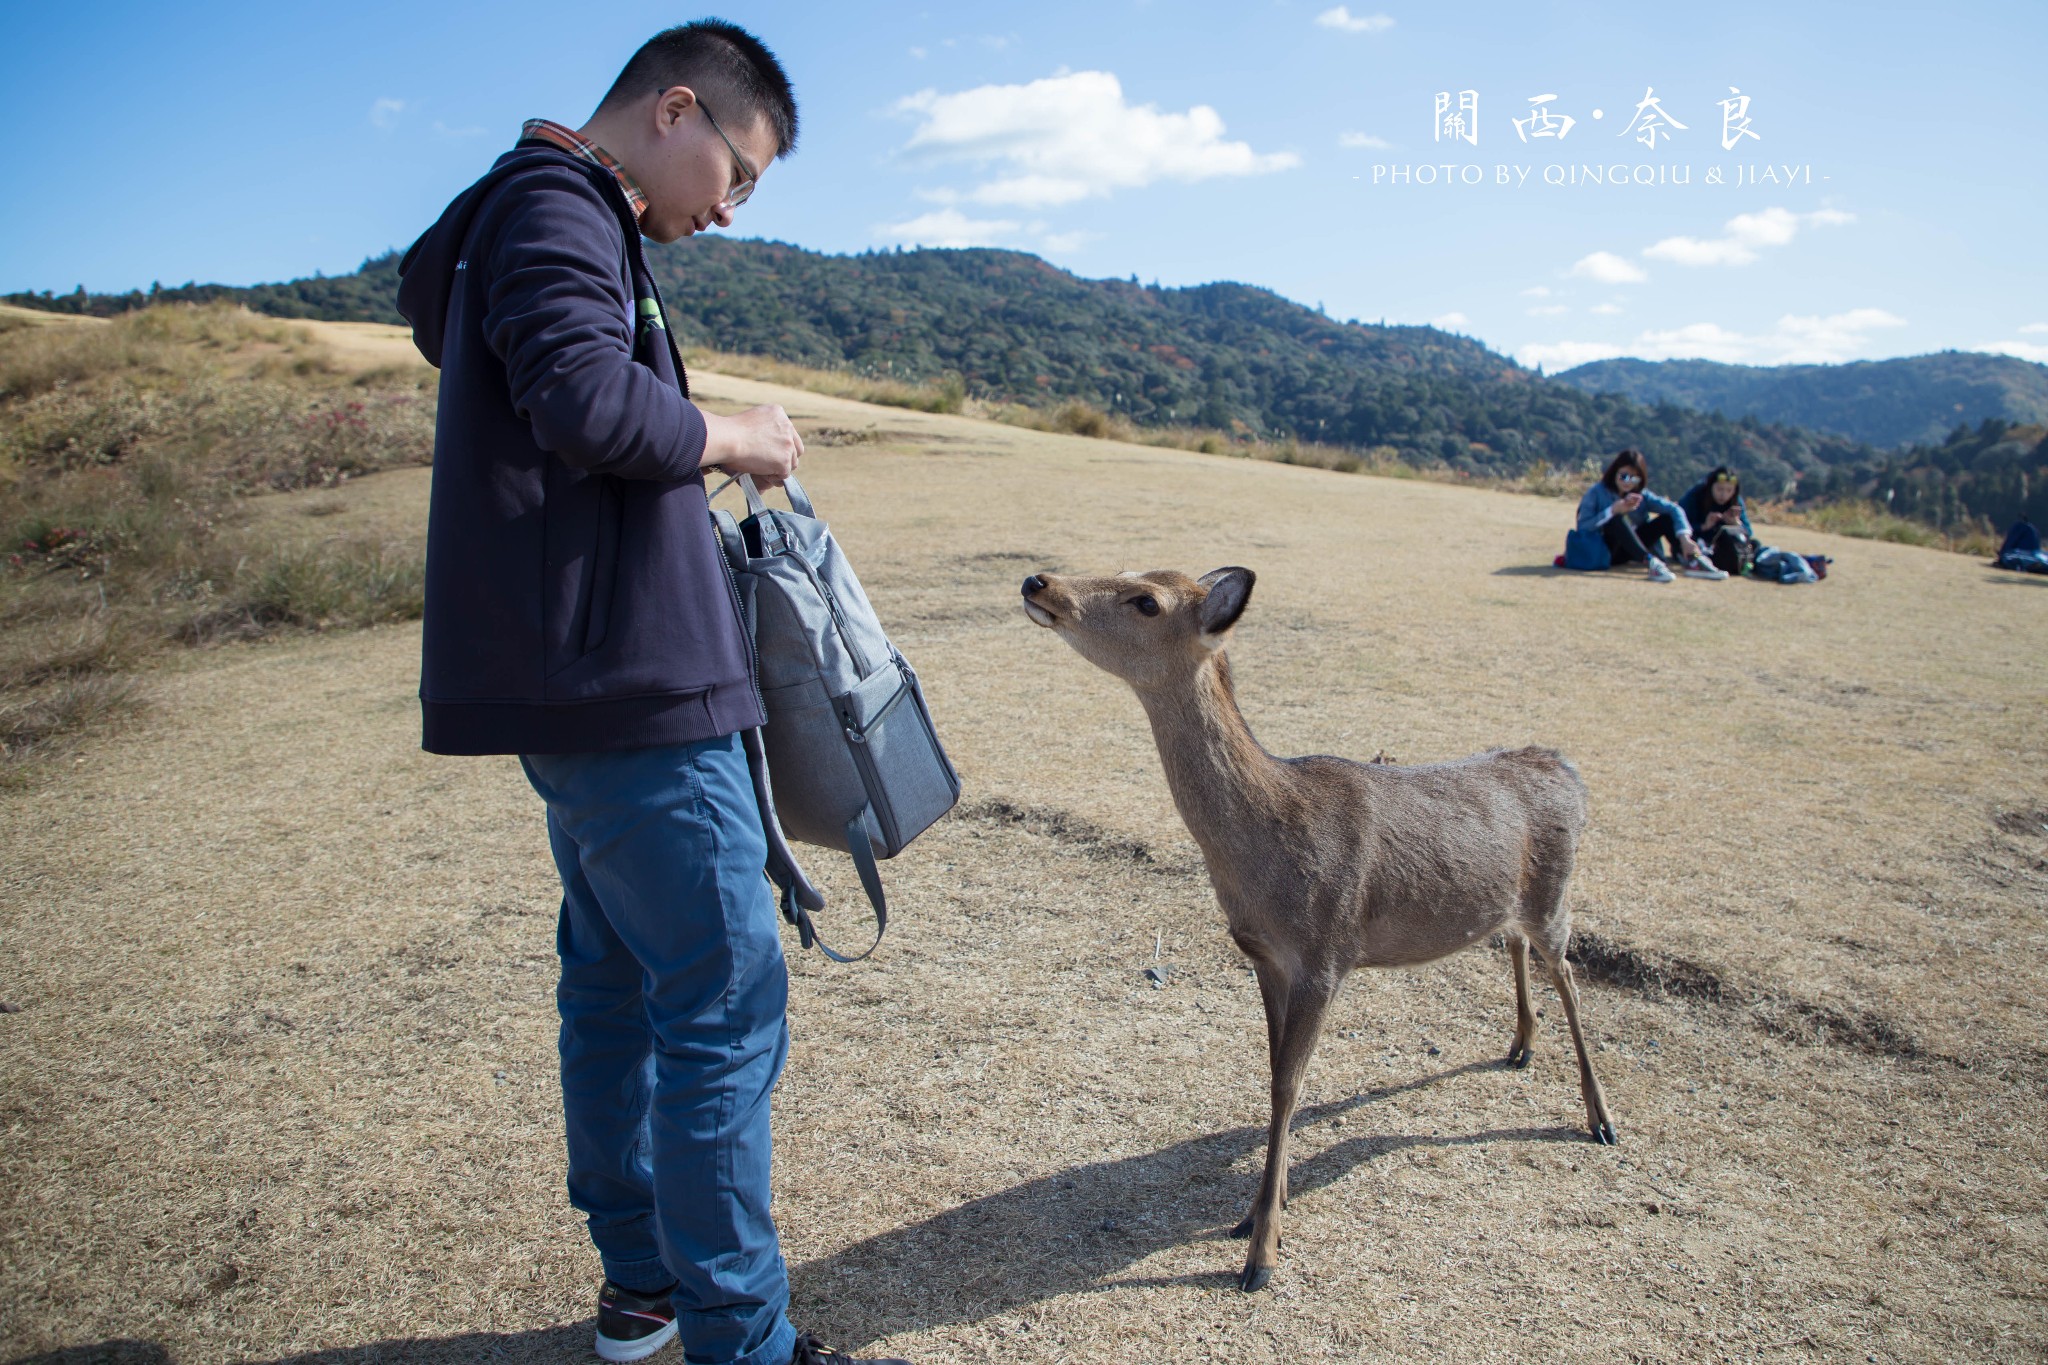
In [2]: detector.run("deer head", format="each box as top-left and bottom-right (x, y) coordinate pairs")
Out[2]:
(1020, 567), (1255, 690)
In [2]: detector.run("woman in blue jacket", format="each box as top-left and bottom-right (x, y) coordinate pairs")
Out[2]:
(1576, 448), (1722, 582)
(1680, 465), (1755, 575)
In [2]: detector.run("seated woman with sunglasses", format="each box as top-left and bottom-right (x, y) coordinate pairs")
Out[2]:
(1575, 448), (1726, 582)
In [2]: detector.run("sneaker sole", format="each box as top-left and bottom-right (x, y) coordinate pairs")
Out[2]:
(596, 1320), (678, 1363)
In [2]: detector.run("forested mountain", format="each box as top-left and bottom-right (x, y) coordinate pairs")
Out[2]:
(9, 257), (407, 328)
(629, 239), (1879, 497)
(17, 239), (2040, 534)
(1553, 352), (2048, 450)
(1801, 418), (2048, 532)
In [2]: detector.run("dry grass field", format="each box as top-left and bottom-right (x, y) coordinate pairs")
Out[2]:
(3, 328), (2045, 1364)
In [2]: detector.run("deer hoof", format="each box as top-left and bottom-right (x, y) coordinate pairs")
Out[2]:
(1229, 1214), (1254, 1239)
(1239, 1262), (1273, 1293)
(1592, 1120), (1619, 1146)
(1506, 1043), (1531, 1069)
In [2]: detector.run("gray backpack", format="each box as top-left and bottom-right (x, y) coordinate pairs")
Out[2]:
(712, 475), (961, 960)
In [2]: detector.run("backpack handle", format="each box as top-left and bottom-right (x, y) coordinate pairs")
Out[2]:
(737, 472), (815, 520)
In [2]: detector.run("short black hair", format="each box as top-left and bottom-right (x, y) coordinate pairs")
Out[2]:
(596, 19), (799, 159)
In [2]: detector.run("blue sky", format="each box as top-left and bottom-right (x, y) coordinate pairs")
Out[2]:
(3, 1), (2043, 370)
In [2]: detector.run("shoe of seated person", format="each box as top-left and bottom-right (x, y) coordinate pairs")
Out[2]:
(792, 1332), (912, 1365)
(595, 1281), (678, 1362)
(1645, 557), (1674, 583)
(1681, 555), (1729, 580)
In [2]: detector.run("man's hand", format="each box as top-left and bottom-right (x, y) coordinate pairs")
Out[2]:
(702, 404), (804, 489)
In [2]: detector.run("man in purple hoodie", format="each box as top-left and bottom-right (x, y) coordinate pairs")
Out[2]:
(397, 21), (907, 1365)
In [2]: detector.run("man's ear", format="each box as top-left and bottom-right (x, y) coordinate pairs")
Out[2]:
(1197, 567), (1255, 634)
(654, 85), (699, 132)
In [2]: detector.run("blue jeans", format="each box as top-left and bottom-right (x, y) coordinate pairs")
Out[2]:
(521, 734), (796, 1365)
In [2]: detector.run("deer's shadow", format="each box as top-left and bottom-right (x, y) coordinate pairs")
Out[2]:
(789, 1060), (1577, 1343)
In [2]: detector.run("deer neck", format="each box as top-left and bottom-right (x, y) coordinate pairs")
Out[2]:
(1135, 651), (1286, 842)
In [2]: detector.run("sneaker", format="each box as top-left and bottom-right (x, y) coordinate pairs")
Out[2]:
(596, 1281), (678, 1363)
(1681, 556), (1729, 580)
(792, 1333), (912, 1365)
(1645, 558), (1674, 583)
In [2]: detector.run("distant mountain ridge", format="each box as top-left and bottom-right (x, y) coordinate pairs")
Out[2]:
(1552, 353), (2048, 450)
(13, 241), (2040, 533)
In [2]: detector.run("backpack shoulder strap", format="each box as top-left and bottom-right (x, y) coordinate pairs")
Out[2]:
(783, 810), (889, 964)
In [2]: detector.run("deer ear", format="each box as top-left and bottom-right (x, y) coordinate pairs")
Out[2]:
(1196, 567), (1255, 634)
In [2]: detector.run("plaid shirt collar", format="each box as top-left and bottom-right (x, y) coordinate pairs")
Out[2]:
(519, 119), (648, 221)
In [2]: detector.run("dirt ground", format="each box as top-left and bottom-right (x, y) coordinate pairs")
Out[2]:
(3, 342), (2045, 1364)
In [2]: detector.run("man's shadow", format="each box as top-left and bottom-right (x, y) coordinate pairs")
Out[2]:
(10, 1064), (1578, 1364)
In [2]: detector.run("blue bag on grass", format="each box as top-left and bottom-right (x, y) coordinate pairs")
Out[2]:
(1563, 529), (1612, 571)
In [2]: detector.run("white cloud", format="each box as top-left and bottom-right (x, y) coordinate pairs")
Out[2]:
(1642, 236), (1757, 267)
(1316, 6), (1395, 32)
(1977, 340), (2048, 363)
(1769, 307), (1906, 360)
(1037, 230), (1094, 254)
(1430, 312), (1470, 329)
(369, 97), (406, 130)
(1630, 310), (1905, 364)
(894, 70), (1298, 209)
(2019, 322), (2048, 335)
(1569, 251), (1648, 284)
(1628, 322), (1760, 363)
(1520, 286), (1553, 298)
(1338, 131), (1391, 149)
(1527, 304), (1570, 317)
(1521, 307), (1908, 370)
(1517, 340), (1624, 371)
(909, 46), (927, 59)
(1643, 206), (1856, 268)
(874, 208), (1020, 248)
(1590, 302), (1625, 315)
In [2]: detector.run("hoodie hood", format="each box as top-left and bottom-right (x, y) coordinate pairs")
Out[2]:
(398, 146), (614, 368)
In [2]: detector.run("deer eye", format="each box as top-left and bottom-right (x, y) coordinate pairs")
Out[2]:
(1128, 595), (1160, 617)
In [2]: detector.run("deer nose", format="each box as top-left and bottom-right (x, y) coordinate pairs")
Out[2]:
(1021, 574), (1047, 596)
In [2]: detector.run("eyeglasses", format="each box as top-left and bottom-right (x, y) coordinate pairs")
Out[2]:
(1615, 471), (1643, 485)
(695, 98), (758, 209)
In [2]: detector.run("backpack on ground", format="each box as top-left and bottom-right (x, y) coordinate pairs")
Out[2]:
(1752, 544), (1819, 584)
(1562, 528), (1612, 571)
(712, 475), (962, 962)
(1707, 528), (1755, 577)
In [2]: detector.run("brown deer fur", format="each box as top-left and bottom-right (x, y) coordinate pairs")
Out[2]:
(1020, 566), (1617, 1293)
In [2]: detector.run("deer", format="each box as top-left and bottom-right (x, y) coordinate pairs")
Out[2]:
(1019, 566), (1617, 1293)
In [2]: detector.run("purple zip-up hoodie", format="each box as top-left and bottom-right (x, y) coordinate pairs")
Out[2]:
(397, 145), (763, 755)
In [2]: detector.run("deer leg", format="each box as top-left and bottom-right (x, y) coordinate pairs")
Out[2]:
(1239, 975), (1337, 1293)
(1535, 943), (1618, 1145)
(1506, 934), (1538, 1069)
(1230, 959), (1291, 1240)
